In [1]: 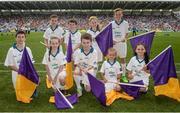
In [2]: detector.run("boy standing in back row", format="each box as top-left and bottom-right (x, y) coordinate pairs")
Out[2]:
(111, 8), (129, 82)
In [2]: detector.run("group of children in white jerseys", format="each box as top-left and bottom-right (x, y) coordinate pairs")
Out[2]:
(4, 8), (150, 101)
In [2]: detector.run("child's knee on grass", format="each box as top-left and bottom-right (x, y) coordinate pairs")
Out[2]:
(115, 84), (121, 91)
(85, 85), (91, 92)
(139, 87), (148, 92)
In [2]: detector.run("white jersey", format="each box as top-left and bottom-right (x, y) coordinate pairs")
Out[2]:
(64, 30), (81, 50)
(87, 29), (103, 62)
(127, 56), (149, 86)
(43, 25), (65, 44)
(42, 49), (66, 79)
(111, 20), (129, 42)
(100, 60), (122, 82)
(74, 47), (98, 69)
(4, 44), (34, 88)
(86, 29), (100, 41)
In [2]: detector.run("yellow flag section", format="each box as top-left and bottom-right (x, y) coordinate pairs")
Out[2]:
(154, 78), (180, 102)
(65, 62), (73, 90)
(15, 48), (39, 103)
(106, 90), (134, 106)
(46, 75), (52, 88)
(16, 75), (37, 103)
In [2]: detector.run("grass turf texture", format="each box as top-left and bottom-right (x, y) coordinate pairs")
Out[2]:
(0, 32), (180, 112)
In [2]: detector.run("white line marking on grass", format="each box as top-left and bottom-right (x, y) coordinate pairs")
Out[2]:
(0, 70), (46, 73)
(0, 63), (42, 65)
(1, 62), (180, 65)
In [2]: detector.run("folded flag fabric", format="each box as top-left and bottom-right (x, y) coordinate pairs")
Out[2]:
(147, 46), (180, 102)
(130, 31), (155, 55)
(96, 23), (113, 56)
(16, 47), (39, 103)
(65, 34), (73, 90)
(46, 75), (52, 89)
(55, 92), (78, 109)
(121, 80), (144, 99)
(88, 73), (134, 106)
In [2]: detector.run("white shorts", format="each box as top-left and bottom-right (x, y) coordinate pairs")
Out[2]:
(12, 71), (18, 89)
(113, 42), (127, 58)
(74, 67), (96, 86)
(105, 82), (117, 93)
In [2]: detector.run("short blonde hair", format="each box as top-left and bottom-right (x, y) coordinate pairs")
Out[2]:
(113, 8), (123, 14)
(107, 48), (117, 56)
(89, 16), (98, 22)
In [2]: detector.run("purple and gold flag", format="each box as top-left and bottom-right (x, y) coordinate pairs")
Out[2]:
(121, 80), (144, 99)
(16, 47), (39, 103)
(88, 73), (133, 106)
(95, 23), (113, 56)
(130, 31), (155, 55)
(55, 92), (78, 109)
(65, 34), (73, 90)
(147, 46), (180, 101)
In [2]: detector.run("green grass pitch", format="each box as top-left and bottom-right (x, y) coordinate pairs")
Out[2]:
(0, 32), (180, 112)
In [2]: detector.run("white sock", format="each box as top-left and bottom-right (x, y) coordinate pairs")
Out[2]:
(74, 75), (82, 89)
(121, 63), (126, 76)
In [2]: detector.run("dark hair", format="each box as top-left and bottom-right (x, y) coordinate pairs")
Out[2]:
(68, 19), (78, 25)
(81, 33), (92, 42)
(134, 43), (149, 64)
(15, 30), (26, 37)
(50, 14), (58, 19)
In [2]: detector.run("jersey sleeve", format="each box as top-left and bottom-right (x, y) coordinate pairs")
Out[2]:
(125, 22), (129, 34)
(4, 48), (14, 67)
(127, 57), (133, 71)
(89, 50), (98, 68)
(43, 29), (49, 39)
(59, 52), (67, 65)
(116, 62), (123, 74)
(42, 52), (48, 65)
(74, 50), (80, 65)
(77, 32), (81, 44)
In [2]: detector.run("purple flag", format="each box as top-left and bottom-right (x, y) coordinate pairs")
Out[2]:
(55, 92), (78, 109)
(18, 47), (39, 84)
(130, 31), (155, 55)
(66, 34), (72, 62)
(87, 73), (106, 106)
(147, 46), (177, 85)
(95, 23), (113, 56)
(121, 80), (144, 99)
(147, 46), (180, 101)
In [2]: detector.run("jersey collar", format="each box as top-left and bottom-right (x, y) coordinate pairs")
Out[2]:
(80, 47), (94, 56)
(90, 28), (98, 33)
(12, 43), (23, 52)
(70, 29), (78, 35)
(107, 59), (116, 66)
(51, 47), (60, 57)
(136, 56), (144, 64)
(50, 25), (58, 32)
(115, 19), (124, 26)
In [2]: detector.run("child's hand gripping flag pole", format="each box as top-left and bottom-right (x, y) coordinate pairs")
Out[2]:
(52, 85), (74, 109)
